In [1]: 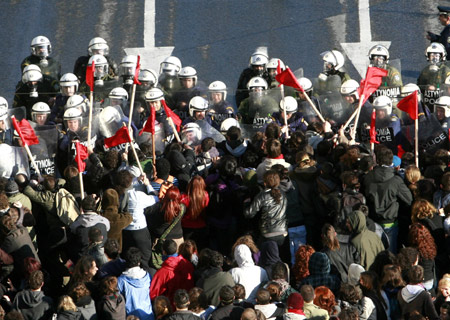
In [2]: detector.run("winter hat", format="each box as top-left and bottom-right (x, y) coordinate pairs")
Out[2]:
(287, 292), (304, 310)
(5, 180), (19, 195)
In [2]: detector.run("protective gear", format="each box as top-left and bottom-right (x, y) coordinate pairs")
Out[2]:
(138, 68), (158, 87)
(99, 106), (123, 138)
(65, 95), (88, 113)
(178, 66), (197, 85)
(31, 102), (51, 120)
(247, 77), (268, 90)
(88, 37), (109, 56)
(160, 56), (182, 76)
(63, 107), (83, 130)
(321, 50), (345, 72)
(0, 97), (8, 111)
(145, 88), (165, 102)
(298, 77), (313, 92)
(220, 117), (240, 134)
(30, 36), (51, 67)
(88, 54), (109, 86)
(401, 83), (422, 102)
(189, 96), (208, 117)
(426, 42), (447, 63)
(279, 96), (298, 113)
(0, 109), (6, 122)
(22, 65), (43, 98)
(109, 87), (129, 101)
(208, 80), (227, 101)
(340, 79), (360, 99)
(119, 55), (138, 85)
(59, 73), (79, 93)
(182, 122), (202, 143)
(435, 96), (450, 117)
(266, 58), (285, 70)
(368, 44), (389, 68)
(249, 52), (269, 76)
(373, 96), (393, 115)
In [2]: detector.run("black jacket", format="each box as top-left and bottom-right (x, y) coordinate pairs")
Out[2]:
(209, 303), (245, 320)
(167, 310), (202, 320)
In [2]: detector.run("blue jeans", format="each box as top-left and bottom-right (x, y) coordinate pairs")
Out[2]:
(383, 224), (398, 254)
(288, 225), (307, 266)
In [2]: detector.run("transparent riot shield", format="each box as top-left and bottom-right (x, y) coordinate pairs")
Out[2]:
(195, 120), (225, 144)
(29, 125), (58, 176)
(248, 90), (279, 129)
(319, 92), (351, 127)
(98, 106), (125, 139)
(135, 122), (167, 154)
(68, 109), (100, 149)
(0, 144), (30, 178)
(239, 123), (263, 140)
(312, 74), (341, 96)
(5, 107), (27, 130)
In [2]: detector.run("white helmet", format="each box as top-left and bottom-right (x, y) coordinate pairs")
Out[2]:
(266, 58), (285, 70)
(0, 108), (7, 122)
(340, 79), (360, 99)
(145, 88), (165, 102)
(401, 83), (422, 102)
(321, 50), (345, 70)
(99, 106), (122, 137)
(109, 87), (129, 101)
(138, 69), (158, 86)
(247, 76), (268, 90)
(31, 102), (50, 122)
(182, 122), (202, 142)
(119, 55), (138, 84)
(88, 37), (109, 56)
(373, 96), (393, 115)
(368, 45), (389, 61)
(63, 107), (83, 122)
(65, 94), (88, 113)
(88, 55), (108, 73)
(298, 77), (313, 92)
(22, 64), (43, 83)
(189, 96), (209, 117)
(208, 80), (227, 101)
(220, 118), (240, 134)
(426, 42), (446, 61)
(249, 52), (269, 67)
(279, 96), (298, 113)
(178, 66), (197, 85)
(160, 56), (182, 76)
(59, 73), (79, 92)
(435, 96), (450, 117)
(30, 36), (52, 57)
(0, 97), (9, 110)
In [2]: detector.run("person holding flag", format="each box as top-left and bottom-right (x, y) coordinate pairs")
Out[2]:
(340, 79), (372, 127)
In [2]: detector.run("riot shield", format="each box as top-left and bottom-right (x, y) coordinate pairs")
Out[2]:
(319, 92), (351, 127)
(312, 74), (341, 96)
(419, 84), (444, 113)
(248, 91), (279, 129)
(98, 106), (125, 139)
(5, 107), (27, 130)
(0, 144), (30, 178)
(135, 122), (167, 154)
(371, 60), (403, 107)
(29, 125), (58, 176)
(239, 123), (263, 140)
(195, 120), (225, 144)
(402, 114), (448, 154)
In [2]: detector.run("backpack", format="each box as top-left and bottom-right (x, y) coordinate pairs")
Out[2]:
(333, 190), (366, 229)
(55, 188), (81, 226)
(155, 176), (174, 199)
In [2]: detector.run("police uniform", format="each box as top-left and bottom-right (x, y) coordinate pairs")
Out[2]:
(172, 86), (207, 120)
(417, 63), (450, 88)
(79, 75), (119, 103)
(209, 101), (236, 128)
(271, 111), (307, 133)
(238, 94), (278, 125)
(428, 6), (450, 57)
(0, 129), (13, 146)
(73, 55), (118, 83)
(235, 68), (270, 107)
(381, 64), (403, 88)
(21, 55), (61, 84)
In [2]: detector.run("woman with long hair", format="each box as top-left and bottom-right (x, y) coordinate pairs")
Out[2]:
(359, 271), (388, 320)
(381, 264), (405, 320)
(147, 186), (186, 249)
(292, 245), (315, 285)
(313, 286), (338, 317)
(68, 256), (99, 296)
(408, 223), (438, 291)
(181, 176), (210, 250)
(56, 295), (83, 320)
(411, 199), (445, 253)
(96, 276), (126, 320)
(231, 235), (260, 265)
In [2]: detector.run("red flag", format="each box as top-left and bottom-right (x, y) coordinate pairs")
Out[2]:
(133, 55), (141, 85)
(275, 67), (304, 93)
(161, 100), (182, 131)
(11, 116), (39, 146)
(104, 126), (132, 148)
(75, 142), (88, 172)
(397, 91), (418, 120)
(370, 109), (379, 145)
(358, 67), (388, 105)
(86, 60), (95, 91)
(397, 144), (406, 159)
(139, 106), (156, 136)
(276, 60), (282, 75)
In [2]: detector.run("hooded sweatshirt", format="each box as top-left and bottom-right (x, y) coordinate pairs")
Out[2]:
(398, 284), (439, 320)
(117, 266), (154, 320)
(348, 211), (384, 270)
(229, 244), (269, 302)
(12, 289), (54, 320)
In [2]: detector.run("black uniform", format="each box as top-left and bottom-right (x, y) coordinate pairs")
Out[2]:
(73, 55), (118, 83)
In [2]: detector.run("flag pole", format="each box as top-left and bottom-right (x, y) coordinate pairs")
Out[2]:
(342, 108), (359, 131)
(122, 123), (144, 176)
(128, 84), (137, 131)
(87, 90), (94, 147)
(303, 93), (326, 123)
(167, 117), (181, 142)
(78, 170), (84, 200)
(24, 144), (42, 181)
(280, 84), (290, 139)
(352, 94), (365, 140)
(370, 107), (376, 154)
(415, 118), (419, 167)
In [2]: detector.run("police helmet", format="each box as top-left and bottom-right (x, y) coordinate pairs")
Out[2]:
(182, 122), (202, 141)
(208, 80), (227, 101)
(373, 96), (393, 115)
(138, 69), (158, 86)
(297, 77), (313, 92)
(321, 50), (345, 70)
(145, 88), (165, 102)
(178, 66), (197, 85)
(435, 96), (450, 118)
(266, 58), (285, 70)
(401, 83), (422, 102)
(65, 95), (88, 113)
(88, 37), (109, 56)
(279, 96), (298, 113)
(340, 79), (360, 99)
(249, 52), (269, 67)
(220, 118), (240, 134)
(88, 54), (109, 76)
(22, 64), (43, 84)
(0, 97), (8, 110)
(31, 102), (50, 122)
(63, 107), (83, 122)
(109, 87), (129, 101)
(189, 96), (209, 117)
(426, 42), (446, 61)
(30, 36), (52, 57)
(160, 56), (182, 76)
(368, 45), (390, 61)
(0, 108), (6, 122)
(247, 77), (268, 90)
(59, 73), (79, 91)
(119, 55), (138, 78)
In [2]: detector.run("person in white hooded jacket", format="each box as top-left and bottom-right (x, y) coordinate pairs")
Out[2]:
(229, 244), (269, 303)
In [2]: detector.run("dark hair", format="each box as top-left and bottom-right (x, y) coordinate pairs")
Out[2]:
(179, 240), (197, 262)
(209, 250), (224, 268)
(381, 264), (405, 288)
(339, 283), (362, 304)
(271, 164), (289, 180)
(0, 215), (16, 233)
(219, 285), (235, 305)
(264, 123), (280, 139)
(233, 284), (246, 300)
(321, 224), (340, 251)
(300, 285), (315, 303)
(256, 288), (271, 305)
(408, 265), (424, 284)
(242, 150), (259, 169)
(81, 195), (97, 212)
(263, 170), (281, 203)
(42, 175), (56, 191)
(104, 239), (120, 259)
(376, 147), (393, 166)
(174, 289), (190, 308)
(338, 307), (359, 320)
(103, 149), (120, 170)
(401, 152), (415, 168)
(114, 170), (133, 196)
(4, 310), (24, 320)
(266, 282), (281, 302)
(23, 257), (41, 278)
(359, 155), (374, 172)
(271, 262), (288, 280)
(162, 239), (177, 255)
(64, 165), (79, 180)
(218, 155), (237, 178)
(265, 139), (281, 158)
(188, 287), (208, 313)
(88, 227), (103, 243)
(124, 247), (142, 268)
(71, 255), (96, 283)
(201, 137), (215, 152)
(241, 308), (257, 320)
(226, 126), (241, 141)
(360, 271), (387, 309)
(69, 282), (91, 303)
(156, 158), (171, 180)
(442, 172), (450, 191)
(341, 171), (360, 190)
(368, 250), (396, 279)
(154, 296), (172, 318)
(28, 270), (44, 290)
(100, 276), (118, 296)
(162, 186), (182, 223)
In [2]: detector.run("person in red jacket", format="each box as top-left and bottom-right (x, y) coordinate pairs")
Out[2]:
(150, 239), (195, 304)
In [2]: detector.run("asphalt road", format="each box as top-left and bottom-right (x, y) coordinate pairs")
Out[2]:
(0, 0), (443, 108)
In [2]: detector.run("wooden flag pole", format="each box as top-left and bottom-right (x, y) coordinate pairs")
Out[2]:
(128, 84), (137, 130)
(415, 119), (419, 167)
(303, 93), (326, 123)
(280, 84), (290, 139)
(24, 144), (42, 181)
(122, 123), (144, 176)
(87, 90), (94, 147)
(167, 117), (181, 142)
(352, 94), (365, 140)
(78, 170), (84, 200)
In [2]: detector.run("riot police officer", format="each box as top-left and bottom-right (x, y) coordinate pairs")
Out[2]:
(182, 96), (213, 127)
(51, 73), (80, 124)
(427, 6), (450, 58)
(21, 36), (61, 82)
(320, 50), (350, 84)
(373, 96), (401, 135)
(271, 96), (307, 136)
(235, 51), (270, 106)
(158, 56), (182, 106)
(208, 81), (235, 128)
(417, 43), (450, 89)
(31, 102), (52, 126)
(340, 79), (372, 126)
(73, 37), (118, 83)
(172, 66), (205, 119)
(0, 102), (12, 145)
(119, 54), (138, 94)
(145, 88), (175, 138)
(434, 96), (450, 128)
(399, 83), (430, 125)
(368, 44), (402, 87)
(296, 77), (322, 124)
(266, 58), (285, 88)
